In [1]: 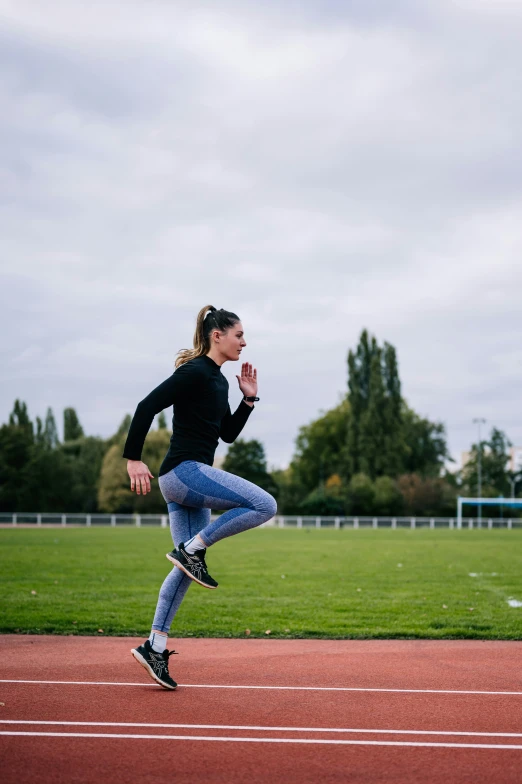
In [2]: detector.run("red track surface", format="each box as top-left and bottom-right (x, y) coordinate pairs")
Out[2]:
(1, 635), (521, 783)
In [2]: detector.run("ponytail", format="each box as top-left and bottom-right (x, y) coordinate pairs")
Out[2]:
(175, 305), (240, 368)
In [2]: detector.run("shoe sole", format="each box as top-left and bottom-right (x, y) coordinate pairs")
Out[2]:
(166, 553), (218, 589)
(130, 648), (177, 690)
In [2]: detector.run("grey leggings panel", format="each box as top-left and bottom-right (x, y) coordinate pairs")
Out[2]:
(151, 460), (277, 633)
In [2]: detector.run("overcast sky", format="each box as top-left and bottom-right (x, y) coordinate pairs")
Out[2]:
(1, 0), (521, 471)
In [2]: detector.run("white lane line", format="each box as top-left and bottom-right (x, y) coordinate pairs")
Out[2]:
(1, 679), (521, 696)
(1, 731), (521, 749)
(0, 680), (155, 687)
(1, 720), (521, 738)
(184, 684), (522, 696)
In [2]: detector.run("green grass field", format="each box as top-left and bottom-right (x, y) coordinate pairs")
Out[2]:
(1, 527), (521, 640)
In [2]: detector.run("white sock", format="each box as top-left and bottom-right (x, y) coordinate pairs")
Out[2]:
(149, 631), (167, 653)
(184, 534), (206, 554)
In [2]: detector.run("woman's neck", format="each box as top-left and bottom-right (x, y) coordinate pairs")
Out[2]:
(205, 349), (226, 367)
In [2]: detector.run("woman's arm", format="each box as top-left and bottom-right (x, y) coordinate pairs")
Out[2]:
(220, 362), (258, 443)
(122, 364), (203, 495)
(122, 374), (178, 461)
(219, 400), (254, 443)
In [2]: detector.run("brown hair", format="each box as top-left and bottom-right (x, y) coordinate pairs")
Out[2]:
(175, 305), (240, 368)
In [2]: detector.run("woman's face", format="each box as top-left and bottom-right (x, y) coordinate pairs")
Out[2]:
(219, 321), (247, 361)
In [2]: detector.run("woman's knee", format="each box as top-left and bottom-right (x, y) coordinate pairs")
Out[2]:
(256, 490), (277, 521)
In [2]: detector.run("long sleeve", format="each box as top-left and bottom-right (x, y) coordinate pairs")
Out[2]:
(122, 364), (201, 461)
(219, 400), (254, 444)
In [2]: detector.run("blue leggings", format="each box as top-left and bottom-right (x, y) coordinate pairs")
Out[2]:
(152, 460), (277, 633)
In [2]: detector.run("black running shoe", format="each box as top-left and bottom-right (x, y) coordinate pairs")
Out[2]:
(131, 640), (178, 690)
(166, 542), (218, 589)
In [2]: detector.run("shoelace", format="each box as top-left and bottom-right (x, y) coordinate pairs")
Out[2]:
(161, 649), (179, 671)
(193, 549), (208, 570)
(181, 545), (210, 575)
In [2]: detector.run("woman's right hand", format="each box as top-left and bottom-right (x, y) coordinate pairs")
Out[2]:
(127, 460), (155, 495)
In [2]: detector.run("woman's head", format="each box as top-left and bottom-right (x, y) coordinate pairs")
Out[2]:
(175, 305), (246, 368)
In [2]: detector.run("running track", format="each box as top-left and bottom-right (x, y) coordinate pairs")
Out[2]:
(1, 636), (521, 783)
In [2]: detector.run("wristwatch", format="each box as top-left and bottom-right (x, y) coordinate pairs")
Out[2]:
(243, 396), (260, 402)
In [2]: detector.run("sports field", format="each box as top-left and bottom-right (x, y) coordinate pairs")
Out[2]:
(1, 528), (521, 640)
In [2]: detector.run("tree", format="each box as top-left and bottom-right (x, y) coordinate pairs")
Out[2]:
(60, 436), (108, 512)
(8, 399), (34, 436)
(346, 330), (377, 475)
(285, 330), (449, 512)
(42, 407), (59, 450)
(22, 446), (76, 512)
(346, 331), (407, 479)
(157, 411), (168, 430)
(222, 439), (278, 496)
(0, 401), (78, 512)
(291, 399), (350, 492)
(0, 400), (36, 511)
(270, 467), (305, 515)
(381, 342), (406, 476)
(402, 407), (449, 477)
(482, 428), (512, 496)
(35, 416), (45, 447)
(462, 427), (512, 498)
(63, 407), (84, 441)
(358, 350), (387, 478)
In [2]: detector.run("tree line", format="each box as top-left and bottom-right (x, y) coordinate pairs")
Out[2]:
(1, 330), (519, 516)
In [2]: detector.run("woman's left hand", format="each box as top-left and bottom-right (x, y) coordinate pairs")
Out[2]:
(236, 362), (258, 398)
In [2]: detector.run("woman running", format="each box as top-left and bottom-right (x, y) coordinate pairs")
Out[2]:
(122, 305), (277, 689)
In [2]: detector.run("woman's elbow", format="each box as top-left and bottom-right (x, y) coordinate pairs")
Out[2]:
(137, 397), (158, 416)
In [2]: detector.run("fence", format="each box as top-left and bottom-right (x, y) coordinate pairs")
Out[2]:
(1, 513), (521, 529)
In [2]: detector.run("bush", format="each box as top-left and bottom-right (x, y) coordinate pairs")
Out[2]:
(346, 473), (375, 515)
(397, 473), (457, 517)
(373, 476), (404, 515)
(299, 487), (345, 516)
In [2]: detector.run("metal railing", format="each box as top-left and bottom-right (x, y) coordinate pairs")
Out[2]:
(1, 513), (521, 529)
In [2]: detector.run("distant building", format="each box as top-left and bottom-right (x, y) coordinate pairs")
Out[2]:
(460, 451), (472, 471)
(510, 446), (522, 473)
(461, 446), (522, 473)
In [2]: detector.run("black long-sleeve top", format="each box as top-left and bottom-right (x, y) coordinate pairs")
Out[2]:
(122, 354), (254, 476)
